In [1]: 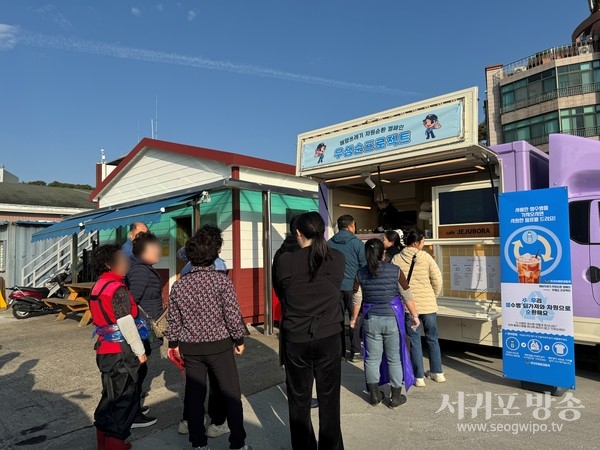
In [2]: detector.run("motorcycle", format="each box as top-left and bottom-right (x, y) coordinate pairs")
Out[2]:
(7, 266), (71, 319)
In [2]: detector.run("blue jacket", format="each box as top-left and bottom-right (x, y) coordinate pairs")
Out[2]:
(357, 262), (400, 316)
(328, 229), (366, 291)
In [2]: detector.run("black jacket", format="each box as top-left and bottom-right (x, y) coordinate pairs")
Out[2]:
(272, 236), (300, 299)
(125, 258), (164, 320)
(276, 247), (345, 343)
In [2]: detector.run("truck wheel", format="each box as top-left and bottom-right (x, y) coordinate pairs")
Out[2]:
(12, 305), (31, 319)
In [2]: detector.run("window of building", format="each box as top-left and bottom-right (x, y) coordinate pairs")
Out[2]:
(560, 105), (600, 133)
(502, 111), (559, 143)
(557, 60), (600, 88)
(500, 69), (556, 108)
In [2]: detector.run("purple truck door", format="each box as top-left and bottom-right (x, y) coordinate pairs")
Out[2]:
(589, 200), (600, 304)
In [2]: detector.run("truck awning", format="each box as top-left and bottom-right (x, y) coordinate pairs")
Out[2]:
(310, 144), (498, 185)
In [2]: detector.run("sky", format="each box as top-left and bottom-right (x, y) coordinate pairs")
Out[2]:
(0, 0), (590, 185)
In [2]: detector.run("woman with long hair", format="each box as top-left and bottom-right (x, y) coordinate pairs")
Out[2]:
(355, 239), (419, 408)
(382, 229), (404, 263)
(392, 229), (444, 387)
(275, 211), (346, 450)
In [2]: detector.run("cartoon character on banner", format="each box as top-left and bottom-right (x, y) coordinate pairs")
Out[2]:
(314, 143), (326, 163)
(423, 114), (442, 140)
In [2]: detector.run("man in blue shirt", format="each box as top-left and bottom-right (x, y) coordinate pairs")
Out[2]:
(122, 222), (148, 258)
(328, 214), (366, 361)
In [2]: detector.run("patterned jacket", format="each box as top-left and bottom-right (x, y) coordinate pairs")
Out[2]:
(166, 266), (247, 355)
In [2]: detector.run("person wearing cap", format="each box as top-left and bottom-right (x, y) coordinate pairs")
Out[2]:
(383, 229), (404, 263)
(374, 193), (402, 232)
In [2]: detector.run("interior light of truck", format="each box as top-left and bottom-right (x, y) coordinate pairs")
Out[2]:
(326, 174), (362, 183)
(398, 170), (478, 183)
(338, 203), (372, 210)
(474, 165), (486, 170)
(378, 156), (468, 175)
(380, 179), (391, 183)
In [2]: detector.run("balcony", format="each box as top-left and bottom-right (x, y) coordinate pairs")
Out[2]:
(492, 37), (600, 84)
(500, 81), (600, 114)
(511, 126), (600, 148)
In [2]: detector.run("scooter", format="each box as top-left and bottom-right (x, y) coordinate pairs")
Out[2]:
(7, 266), (71, 319)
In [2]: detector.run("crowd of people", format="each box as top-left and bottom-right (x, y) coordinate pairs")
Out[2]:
(88, 212), (445, 450)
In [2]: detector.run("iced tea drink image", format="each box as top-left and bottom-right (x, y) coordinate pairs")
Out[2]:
(517, 254), (541, 283)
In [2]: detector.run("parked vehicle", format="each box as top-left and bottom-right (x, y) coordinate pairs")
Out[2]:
(7, 266), (71, 319)
(295, 87), (600, 347)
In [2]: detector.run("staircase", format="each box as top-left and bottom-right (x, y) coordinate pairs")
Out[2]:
(21, 230), (97, 287)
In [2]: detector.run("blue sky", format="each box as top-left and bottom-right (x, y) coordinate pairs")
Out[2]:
(0, 1), (589, 185)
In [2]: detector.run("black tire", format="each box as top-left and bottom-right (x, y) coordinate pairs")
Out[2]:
(12, 305), (32, 319)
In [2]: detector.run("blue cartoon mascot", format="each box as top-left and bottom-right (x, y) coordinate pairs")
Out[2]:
(315, 143), (326, 163)
(423, 114), (441, 140)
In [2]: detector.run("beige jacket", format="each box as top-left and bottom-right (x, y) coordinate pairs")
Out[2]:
(392, 246), (442, 315)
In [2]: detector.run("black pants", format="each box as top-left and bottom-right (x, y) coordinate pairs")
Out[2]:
(182, 371), (225, 425)
(284, 333), (344, 450)
(94, 346), (141, 440)
(184, 349), (246, 449)
(342, 290), (362, 354)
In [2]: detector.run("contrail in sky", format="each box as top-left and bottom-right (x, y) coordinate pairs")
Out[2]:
(2, 24), (416, 96)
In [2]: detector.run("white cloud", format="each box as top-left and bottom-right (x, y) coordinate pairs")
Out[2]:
(131, 7), (141, 17)
(0, 24), (19, 51)
(13, 28), (417, 96)
(156, 4), (164, 12)
(33, 4), (72, 29)
(187, 10), (197, 21)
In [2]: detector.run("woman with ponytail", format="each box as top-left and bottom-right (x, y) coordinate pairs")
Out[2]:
(275, 211), (346, 450)
(354, 239), (419, 408)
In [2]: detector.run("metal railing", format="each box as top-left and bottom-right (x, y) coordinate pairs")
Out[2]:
(491, 37), (600, 85)
(500, 81), (600, 114)
(21, 230), (97, 287)
(562, 125), (600, 138)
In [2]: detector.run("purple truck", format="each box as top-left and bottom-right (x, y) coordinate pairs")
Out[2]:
(493, 134), (600, 344)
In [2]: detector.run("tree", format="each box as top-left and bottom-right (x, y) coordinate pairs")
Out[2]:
(478, 121), (488, 145)
(25, 180), (93, 190)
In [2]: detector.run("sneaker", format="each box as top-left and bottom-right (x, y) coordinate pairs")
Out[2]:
(141, 406), (150, 415)
(178, 419), (189, 435)
(131, 413), (157, 428)
(414, 378), (426, 387)
(349, 352), (362, 362)
(206, 422), (230, 438)
(426, 371), (446, 383)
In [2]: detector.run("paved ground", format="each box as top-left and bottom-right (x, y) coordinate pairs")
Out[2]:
(1, 308), (599, 450)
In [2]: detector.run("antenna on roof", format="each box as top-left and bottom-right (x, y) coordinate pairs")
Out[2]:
(100, 149), (106, 164)
(150, 96), (159, 139)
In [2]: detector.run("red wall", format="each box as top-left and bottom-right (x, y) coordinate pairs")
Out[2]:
(234, 267), (265, 323)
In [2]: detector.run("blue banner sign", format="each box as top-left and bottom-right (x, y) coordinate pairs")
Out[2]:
(300, 103), (462, 170)
(499, 187), (575, 389)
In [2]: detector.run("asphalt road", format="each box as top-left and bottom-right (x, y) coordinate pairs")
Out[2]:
(1, 309), (599, 450)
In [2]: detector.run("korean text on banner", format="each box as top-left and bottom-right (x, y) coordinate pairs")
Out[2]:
(300, 103), (462, 170)
(499, 187), (575, 390)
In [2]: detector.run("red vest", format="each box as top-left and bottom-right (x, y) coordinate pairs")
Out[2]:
(90, 272), (138, 355)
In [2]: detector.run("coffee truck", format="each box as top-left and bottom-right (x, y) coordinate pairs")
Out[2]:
(296, 87), (600, 347)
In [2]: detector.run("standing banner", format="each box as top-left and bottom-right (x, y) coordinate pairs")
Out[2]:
(499, 187), (575, 389)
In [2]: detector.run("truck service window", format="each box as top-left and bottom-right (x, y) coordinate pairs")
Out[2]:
(569, 200), (590, 245)
(439, 188), (499, 225)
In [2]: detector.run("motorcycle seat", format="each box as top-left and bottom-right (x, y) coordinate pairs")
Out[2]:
(13, 286), (50, 294)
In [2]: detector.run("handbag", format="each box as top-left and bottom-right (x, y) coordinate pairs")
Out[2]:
(138, 305), (169, 339)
